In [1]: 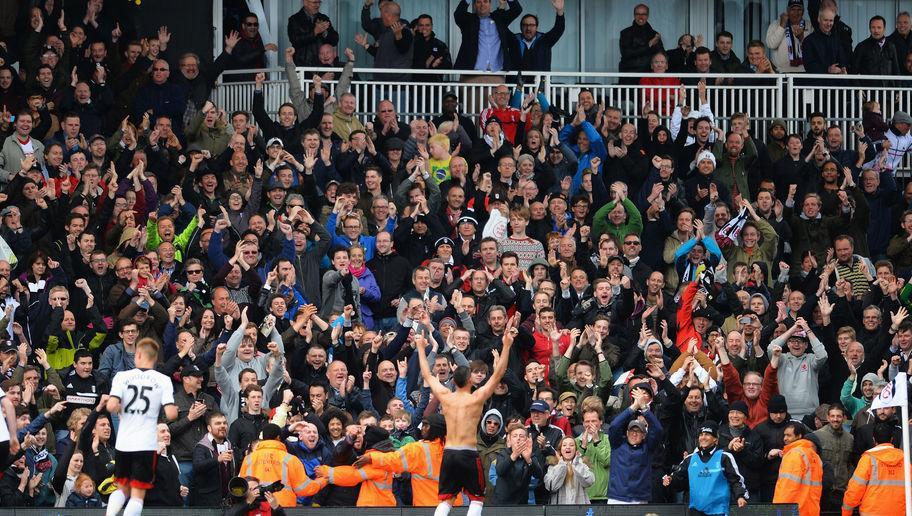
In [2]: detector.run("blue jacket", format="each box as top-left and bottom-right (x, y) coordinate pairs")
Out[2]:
(607, 407), (663, 503)
(559, 121), (607, 198)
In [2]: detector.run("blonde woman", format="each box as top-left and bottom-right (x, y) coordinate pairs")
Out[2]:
(543, 436), (595, 504)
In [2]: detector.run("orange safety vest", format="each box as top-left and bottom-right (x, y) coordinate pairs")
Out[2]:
(774, 439), (823, 516)
(842, 443), (907, 516)
(366, 439), (465, 507)
(240, 440), (326, 507)
(315, 461), (396, 507)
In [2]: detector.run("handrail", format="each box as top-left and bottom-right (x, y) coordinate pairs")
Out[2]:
(218, 66), (912, 82)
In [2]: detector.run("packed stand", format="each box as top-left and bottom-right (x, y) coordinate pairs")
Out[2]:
(0, 0), (910, 515)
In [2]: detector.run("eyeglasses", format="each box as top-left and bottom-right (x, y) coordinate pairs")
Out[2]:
(153, 67), (169, 72)
(186, 269), (203, 274)
(122, 329), (138, 334)
(624, 241), (641, 245)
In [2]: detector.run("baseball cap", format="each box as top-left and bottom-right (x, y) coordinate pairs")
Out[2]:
(267, 137), (284, 148)
(699, 421), (719, 437)
(181, 365), (205, 378)
(489, 192), (507, 203)
(530, 400), (550, 413)
(559, 392), (577, 403)
(627, 419), (647, 432)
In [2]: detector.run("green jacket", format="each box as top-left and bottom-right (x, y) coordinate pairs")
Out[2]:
(712, 138), (757, 198)
(555, 354), (612, 404)
(185, 110), (230, 156)
(45, 305), (107, 371)
(592, 197), (642, 243)
(576, 430), (610, 501)
(840, 377), (869, 418)
(721, 216), (779, 284)
(146, 214), (199, 262)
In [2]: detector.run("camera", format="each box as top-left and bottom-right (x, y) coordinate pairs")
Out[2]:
(260, 481), (284, 493)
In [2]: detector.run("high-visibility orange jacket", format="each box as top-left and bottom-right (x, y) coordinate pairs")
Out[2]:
(365, 439), (463, 507)
(774, 438), (823, 516)
(240, 440), (327, 507)
(315, 462), (396, 507)
(842, 443), (907, 516)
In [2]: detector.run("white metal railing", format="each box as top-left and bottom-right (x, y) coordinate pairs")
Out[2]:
(215, 68), (789, 135)
(213, 68), (912, 159)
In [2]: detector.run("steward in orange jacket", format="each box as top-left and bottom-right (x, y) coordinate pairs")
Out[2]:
(842, 423), (906, 516)
(354, 414), (465, 507)
(774, 428), (823, 516)
(315, 426), (396, 507)
(239, 424), (327, 507)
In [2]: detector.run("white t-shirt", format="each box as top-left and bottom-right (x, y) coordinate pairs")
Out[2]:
(109, 368), (175, 452)
(0, 386), (9, 443)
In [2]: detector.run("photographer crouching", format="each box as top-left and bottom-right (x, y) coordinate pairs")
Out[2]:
(224, 476), (286, 516)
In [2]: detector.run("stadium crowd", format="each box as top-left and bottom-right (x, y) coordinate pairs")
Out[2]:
(0, 0), (911, 514)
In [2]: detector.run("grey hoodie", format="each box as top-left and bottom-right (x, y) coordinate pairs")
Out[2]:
(768, 333), (828, 419)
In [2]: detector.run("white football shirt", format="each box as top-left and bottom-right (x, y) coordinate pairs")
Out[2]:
(109, 368), (175, 452)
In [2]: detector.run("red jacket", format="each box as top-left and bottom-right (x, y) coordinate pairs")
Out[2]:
(721, 362), (779, 427)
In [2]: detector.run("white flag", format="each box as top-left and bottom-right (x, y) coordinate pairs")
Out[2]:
(871, 372), (909, 411)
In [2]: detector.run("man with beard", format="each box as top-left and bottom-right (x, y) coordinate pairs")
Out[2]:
(189, 412), (236, 507)
(812, 403), (853, 510)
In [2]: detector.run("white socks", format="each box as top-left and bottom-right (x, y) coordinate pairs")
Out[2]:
(106, 490), (127, 516)
(123, 498), (144, 516)
(434, 500), (453, 516)
(467, 500), (484, 516)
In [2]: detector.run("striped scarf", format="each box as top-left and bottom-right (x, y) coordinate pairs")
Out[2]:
(716, 207), (749, 247)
